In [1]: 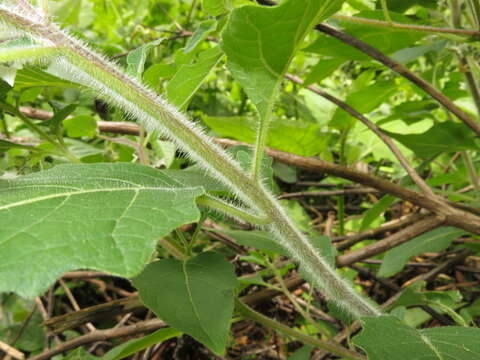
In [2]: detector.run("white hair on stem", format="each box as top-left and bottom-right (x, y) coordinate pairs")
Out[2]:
(0, 1), (381, 318)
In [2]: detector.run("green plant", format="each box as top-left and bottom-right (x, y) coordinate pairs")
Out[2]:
(1, 0), (480, 358)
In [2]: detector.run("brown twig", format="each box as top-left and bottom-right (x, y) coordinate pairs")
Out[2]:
(334, 214), (422, 250)
(278, 187), (378, 199)
(336, 215), (445, 267)
(332, 14), (480, 37)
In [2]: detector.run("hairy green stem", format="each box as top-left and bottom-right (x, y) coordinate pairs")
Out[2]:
(196, 195), (271, 225)
(0, 3), (379, 318)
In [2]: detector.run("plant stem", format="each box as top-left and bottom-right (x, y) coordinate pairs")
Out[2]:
(380, 0), (392, 24)
(235, 299), (367, 360)
(332, 14), (480, 37)
(196, 195), (271, 225)
(251, 111), (273, 182)
(0, 4), (380, 318)
(267, 260), (331, 337)
(461, 151), (480, 194)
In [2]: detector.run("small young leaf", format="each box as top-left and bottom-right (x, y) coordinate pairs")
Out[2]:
(378, 227), (465, 277)
(132, 252), (237, 355)
(202, 0), (231, 16)
(183, 20), (217, 54)
(304, 58), (344, 86)
(0, 163), (205, 297)
(166, 46), (223, 109)
(126, 39), (164, 78)
(63, 115), (97, 138)
(354, 315), (480, 360)
(102, 328), (182, 360)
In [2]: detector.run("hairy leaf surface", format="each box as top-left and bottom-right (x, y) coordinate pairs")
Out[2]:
(0, 163), (204, 297)
(354, 315), (480, 360)
(221, 0), (343, 120)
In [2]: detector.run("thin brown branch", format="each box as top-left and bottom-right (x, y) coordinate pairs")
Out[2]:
(30, 319), (166, 360)
(278, 187), (378, 199)
(334, 213), (424, 251)
(402, 249), (472, 287)
(332, 14), (480, 37)
(0, 341), (25, 360)
(315, 23), (480, 137)
(336, 215), (445, 267)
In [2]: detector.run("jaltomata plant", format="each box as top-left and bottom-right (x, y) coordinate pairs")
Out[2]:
(0, 0), (480, 358)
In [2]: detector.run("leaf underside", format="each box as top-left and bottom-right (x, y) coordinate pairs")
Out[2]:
(0, 163), (204, 297)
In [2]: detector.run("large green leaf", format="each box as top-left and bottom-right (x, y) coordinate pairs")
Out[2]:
(203, 116), (330, 156)
(0, 163), (205, 298)
(221, 0), (343, 121)
(385, 122), (478, 158)
(354, 315), (480, 359)
(166, 46), (223, 110)
(132, 252), (237, 355)
(378, 228), (465, 277)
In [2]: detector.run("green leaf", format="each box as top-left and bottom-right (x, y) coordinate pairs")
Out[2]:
(0, 39), (59, 63)
(63, 115), (97, 138)
(143, 64), (176, 89)
(126, 39), (164, 78)
(360, 195), (396, 231)
(382, 0), (437, 12)
(13, 67), (78, 90)
(203, 116), (330, 156)
(0, 139), (42, 153)
(378, 227), (465, 277)
(304, 58), (344, 86)
(166, 46), (223, 109)
(202, 0), (231, 16)
(132, 252), (237, 355)
(391, 41), (446, 64)
(102, 328), (182, 360)
(221, 0), (343, 121)
(354, 315), (480, 360)
(63, 348), (99, 360)
(0, 163), (205, 297)
(183, 20), (217, 54)
(377, 100), (439, 126)
(212, 229), (287, 255)
(384, 122), (478, 158)
(305, 11), (425, 60)
(330, 80), (397, 128)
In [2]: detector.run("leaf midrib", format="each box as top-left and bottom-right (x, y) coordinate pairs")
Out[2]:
(0, 185), (200, 211)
